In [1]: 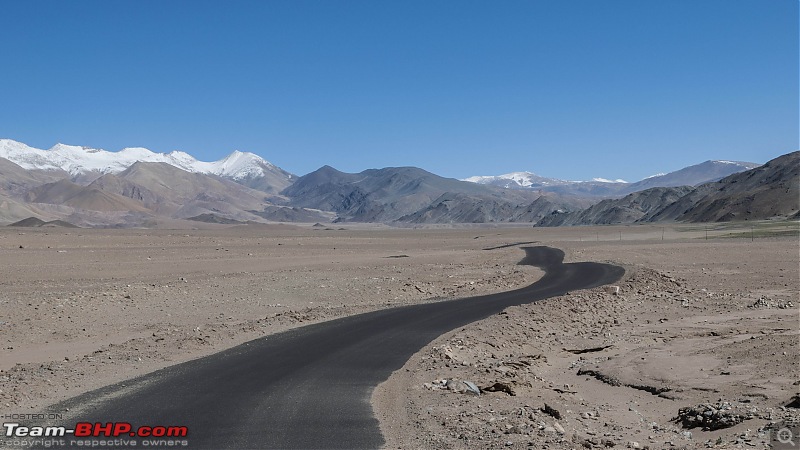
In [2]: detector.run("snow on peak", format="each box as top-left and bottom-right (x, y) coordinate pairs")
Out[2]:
(463, 171), (545, 187)
(0, 138), (279, 180)
(462, 175), (493, 183)
(464, 169), (627, 188)
(207, 150), (273, 180)
(0, 139), (64, 171)
(591, 178), (628, 183)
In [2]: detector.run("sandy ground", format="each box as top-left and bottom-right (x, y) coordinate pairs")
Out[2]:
(1, 223), (797, 449)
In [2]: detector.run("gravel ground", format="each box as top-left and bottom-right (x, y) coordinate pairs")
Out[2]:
(374, 236), (799, 450)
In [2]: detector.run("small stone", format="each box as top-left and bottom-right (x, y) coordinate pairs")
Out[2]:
(445, 379), (469, 394)
(542, 403), (561, 419)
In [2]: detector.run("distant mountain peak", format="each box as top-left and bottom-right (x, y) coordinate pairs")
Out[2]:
(590, 178), (628, 183)
(212, 150), (275, 180)
(713, 159), (756, 167)
(462, 171), (570, 189)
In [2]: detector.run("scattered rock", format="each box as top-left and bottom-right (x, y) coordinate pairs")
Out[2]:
(542, 403), (562, 419)
(483, 381), (516, 396)
(565, 344), (612, 354)
(444, 379), (479, 395)
(675, 402), (745, 430)
(462, 380), (481, 395)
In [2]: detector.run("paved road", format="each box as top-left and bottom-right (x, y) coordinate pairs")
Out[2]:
(35, 246), (623, 449)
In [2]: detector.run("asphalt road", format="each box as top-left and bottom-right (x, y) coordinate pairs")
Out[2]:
(32, 246), (623, 449)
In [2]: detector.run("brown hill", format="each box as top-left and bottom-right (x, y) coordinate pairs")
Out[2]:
(0, 195), (50, 224)
(94, 162), (273, 221)
(186, 213), (247, 224)
(0, 157), (63, 197)
(26, 179), (150, 212)
(7, 216), (46, 226)
(8, 216), (78, 227)
(88, 173), (163, 206)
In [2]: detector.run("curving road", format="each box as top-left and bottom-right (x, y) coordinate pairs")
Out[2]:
(34, 246), (623, 449)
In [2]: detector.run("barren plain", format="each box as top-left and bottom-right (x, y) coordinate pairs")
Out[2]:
(0, 222), (797, 449)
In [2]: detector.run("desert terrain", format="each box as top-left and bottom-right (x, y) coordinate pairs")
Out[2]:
(0, 222), (797, 449)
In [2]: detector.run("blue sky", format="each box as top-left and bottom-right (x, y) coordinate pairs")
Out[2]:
(1, 0), (797, 181)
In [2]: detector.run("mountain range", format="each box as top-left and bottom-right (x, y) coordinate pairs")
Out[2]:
(536, 151), (799, 226)
(0, 139), (295, 194)
(0, 138), (795, 227)
(463, 160), (760, 197)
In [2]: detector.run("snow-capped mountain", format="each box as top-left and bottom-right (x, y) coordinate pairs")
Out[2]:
(463, 159), (759, 197)
(462, 171), (628, 191)
(462, 172), (573, 190)
(0, 139), (295, 194)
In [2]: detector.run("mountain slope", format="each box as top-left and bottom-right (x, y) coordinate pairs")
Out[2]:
(0, 195), (52, 224)
(26, 179), (151, 212)
(397, 193), (517, 224)
(671, 151), (799, 222)
(92, 162), (272, 220)
(624, 160), (760, 193)
(0, 157), (65, 197)
(537, 186), (695, 226)
(398, 192), (591, 224)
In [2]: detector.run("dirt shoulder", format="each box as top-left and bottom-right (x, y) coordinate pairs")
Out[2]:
(374, 237), (799, 449)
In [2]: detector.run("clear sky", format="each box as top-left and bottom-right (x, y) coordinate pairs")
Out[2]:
(1, 0), (797, 181)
